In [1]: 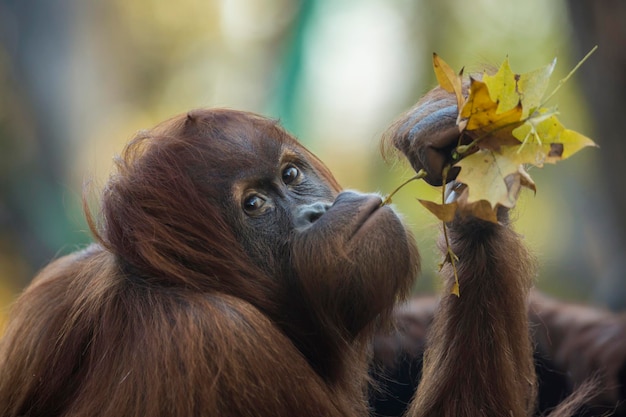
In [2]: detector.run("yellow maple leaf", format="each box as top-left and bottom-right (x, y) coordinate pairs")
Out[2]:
(482, 57), (556, 117)
(449, 53), (594, 220)
(384, 52), (597, 228)
(383, 51), (597, 296)
(454, 148), (521, 208)
(444, 145), (538, 218)
(458, 77), (524, 151)
(512, 108), (597, 165)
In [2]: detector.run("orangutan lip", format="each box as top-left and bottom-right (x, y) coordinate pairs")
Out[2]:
(350, 197), (385, 239)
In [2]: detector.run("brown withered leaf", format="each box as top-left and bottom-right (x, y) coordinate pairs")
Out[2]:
(418, 199), (458, 222)
(433, 53), (465, 110)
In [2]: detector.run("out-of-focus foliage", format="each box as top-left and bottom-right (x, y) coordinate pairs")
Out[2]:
(0, 0), (622, 326)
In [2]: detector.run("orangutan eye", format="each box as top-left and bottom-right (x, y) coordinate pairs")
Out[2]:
(282, 165), (301, 185)
(243, 194), (266, 214)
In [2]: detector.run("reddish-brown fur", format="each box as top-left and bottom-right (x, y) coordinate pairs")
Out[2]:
(530, 291), (626, 415)
(383, 87), (538, 417)
(408, 214), (538, 417)
(0, 109), (419, 417)
(372, 292), (626, 416)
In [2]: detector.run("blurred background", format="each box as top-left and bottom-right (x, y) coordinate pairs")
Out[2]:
(1, 0), (625, 330)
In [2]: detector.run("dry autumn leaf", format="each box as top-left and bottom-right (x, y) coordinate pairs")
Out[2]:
(459, 77), (524, 151)
(454, 149), (521, 208)
(512, 108), (597, 165)
(418, 199), (458, 222)
(432, 53), (464, 110)
(383, 51), (598, 295)
(443, 53), (596, 221)
(482, 57), (556, 117)
(386, 52), (596, 217)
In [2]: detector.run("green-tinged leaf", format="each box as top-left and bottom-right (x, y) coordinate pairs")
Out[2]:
(517, 58), (556, 117)
(482, 57), (519, 114)
(454, 149), (521, 208)
(512, 110), (597, 165)
(483, 57), (556, 117)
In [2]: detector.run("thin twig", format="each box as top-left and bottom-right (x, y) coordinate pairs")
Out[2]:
(440, 165), (460, 297)
(381, 169), (427, 206)
(541, 45), (597, 107)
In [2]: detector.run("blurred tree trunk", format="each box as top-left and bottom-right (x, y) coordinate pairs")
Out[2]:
(0, 0), (87, 286)
(567, 0), (626, 310)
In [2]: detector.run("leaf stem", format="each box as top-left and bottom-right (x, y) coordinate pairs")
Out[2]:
(380, 169), (427, 206)
(440, 165), (460, 297)
(454, 117), (527, 158)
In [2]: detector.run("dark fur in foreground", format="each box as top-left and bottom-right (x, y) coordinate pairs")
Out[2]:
(409, 215), (538, 417)
(0, 110), (418, 416)
(372, 292), (626, 416)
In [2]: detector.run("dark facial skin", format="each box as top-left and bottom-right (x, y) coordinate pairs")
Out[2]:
(217, 129), (418, 378)
(226, 142), (337, 277)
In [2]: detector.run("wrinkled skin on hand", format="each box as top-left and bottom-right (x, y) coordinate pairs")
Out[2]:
(384, 86), (467, 186)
